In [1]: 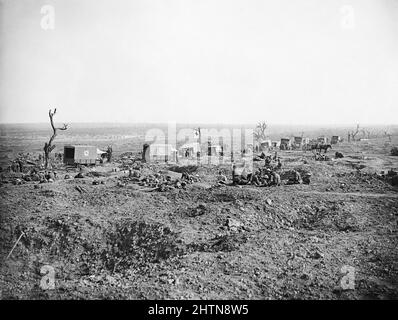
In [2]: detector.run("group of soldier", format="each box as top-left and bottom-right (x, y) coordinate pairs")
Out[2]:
(230, 152), (283, 186)
(9, 159), (24, 173)
(226, 149), (310, 186)
(232, 167), (281, 186)
(7, 151), (67, 173)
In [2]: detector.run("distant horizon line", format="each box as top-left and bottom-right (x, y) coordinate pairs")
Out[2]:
(0, 121), (397, 127)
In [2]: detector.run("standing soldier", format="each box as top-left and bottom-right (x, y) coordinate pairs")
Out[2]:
(277, 158), (282, 169)
(107, 146), (113, 162)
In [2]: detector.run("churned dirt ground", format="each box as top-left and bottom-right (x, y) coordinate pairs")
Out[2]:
(1, 138), (398, 300)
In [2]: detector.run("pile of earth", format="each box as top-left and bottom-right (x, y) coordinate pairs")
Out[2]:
(3, 216), (185, 277)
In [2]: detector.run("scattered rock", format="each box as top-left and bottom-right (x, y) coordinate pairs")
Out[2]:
(188, 204), (207, 217)
(300, 273), (310, 280)
(47, 172), (55, 180)
(217, 174), (228, 182)
(226, 218), (243, 232)
(106, 275), (116, 285)
(354, 164), (366, 170)
(310, 251), (323, 259)
(13, 178), (22, 185)
(302, 175), (311, 184)
(161, 170), (182, 181)
(129, 170), (141, 178)
(75, 172), (84, 179)
(387, 170), (397, 177)
(75, 186), (87, 193)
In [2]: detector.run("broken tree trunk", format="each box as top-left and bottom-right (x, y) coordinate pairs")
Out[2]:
(43, 108), (68, 169)
(351, 124), (360, 142)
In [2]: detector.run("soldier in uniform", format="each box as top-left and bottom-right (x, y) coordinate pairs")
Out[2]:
(287, 170), (302, 184)
(277, 158), (282, 169)
(271, 172), (281, 186)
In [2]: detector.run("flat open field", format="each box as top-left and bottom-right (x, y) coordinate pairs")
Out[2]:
(1, 135), (398, 300)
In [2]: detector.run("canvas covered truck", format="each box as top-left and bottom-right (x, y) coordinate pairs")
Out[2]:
(256, 140), (272, 152)
(271, 141), (280, 149)
(292, 137), (303, 149)
(331, 136), (340, 144)
(63, 145), (100, 165)
(280, 138), (291, 150)
(293, 137), (310, 150)
(317, 136), (329, 144)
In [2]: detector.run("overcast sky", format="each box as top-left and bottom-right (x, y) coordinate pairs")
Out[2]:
(0, 0), (397, 125)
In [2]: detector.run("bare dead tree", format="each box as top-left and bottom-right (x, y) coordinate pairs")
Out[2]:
(384, 131), (392, 142)
(349, 124), (360, 142)
(360, 128), (371, 139)
(254, 121), (267, 142)
(43, 108), (68, 168)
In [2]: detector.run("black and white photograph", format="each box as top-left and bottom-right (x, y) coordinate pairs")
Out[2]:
(0, 0), (397, 304)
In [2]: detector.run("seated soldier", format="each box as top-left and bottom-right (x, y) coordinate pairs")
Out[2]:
(295, 171), (302, 183)
(277, 158), (282, 169)
(260, 175), (269, 187)
(264, 156), (272, 167)
(246, 172), (253, 184)
(238, 167), (249, 184)
(273, 172), (281, 186)
(252, 174), (261, 186)
(217, 170), (228, 184)
(287, 170), (302, 184)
